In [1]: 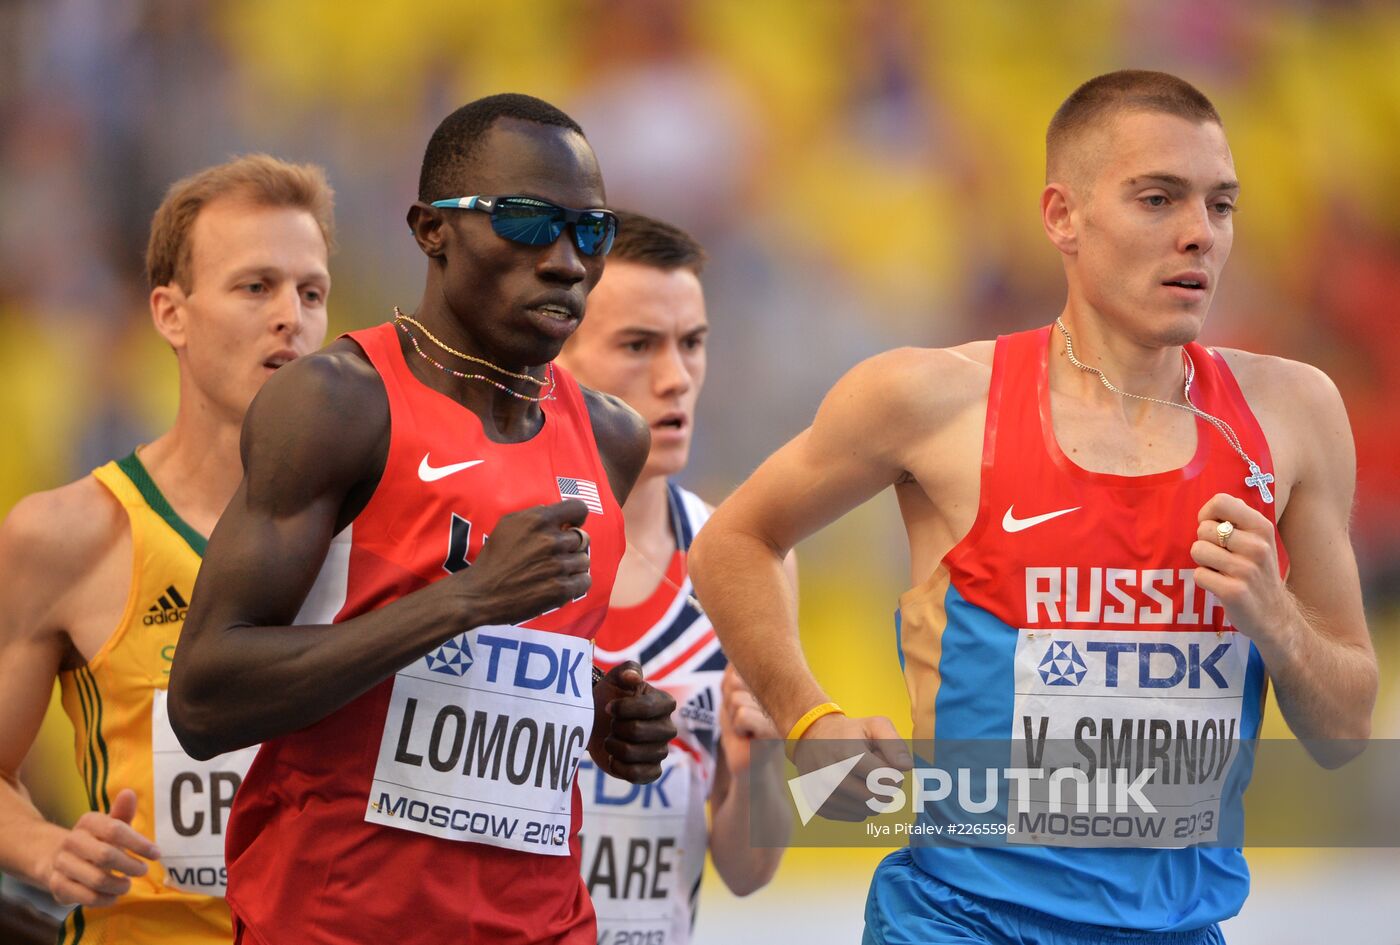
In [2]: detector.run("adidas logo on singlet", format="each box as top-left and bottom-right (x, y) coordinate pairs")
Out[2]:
(680, 689), (717, 753)
(144, 586), (189, 625)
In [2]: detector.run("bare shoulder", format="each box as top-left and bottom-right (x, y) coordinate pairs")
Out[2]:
(0, 475), (126, 632)
(1, 476), (125, 576)
(241, 339), (388, 500)
(581, 386), (649, 504)
(581, 386), (647, 444)
(1214, 348), (1342, 407)
(836, 342), (995, 430)
(252, 338), (384, 425)
(1214, 348), (1352, 502)
(1213, 347), (1349, 435)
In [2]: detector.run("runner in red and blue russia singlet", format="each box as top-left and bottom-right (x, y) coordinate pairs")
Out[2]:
(870, 324), (1287, 936)
(224, 322), (626, 944)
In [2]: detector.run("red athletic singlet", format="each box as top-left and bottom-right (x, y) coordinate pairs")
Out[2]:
(225, 322), (625, 945)
(891, 325), (1288, 931)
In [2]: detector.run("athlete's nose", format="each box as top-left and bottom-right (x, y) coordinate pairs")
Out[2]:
(1177, 201), (1216, 256)
(536, 231), (588, 286)
(271, 283), (305, 339)
(653, 341), (693, 398)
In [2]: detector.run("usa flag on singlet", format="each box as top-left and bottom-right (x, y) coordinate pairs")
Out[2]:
(223, 322), (625, 945)
(558, 476), (604, 515)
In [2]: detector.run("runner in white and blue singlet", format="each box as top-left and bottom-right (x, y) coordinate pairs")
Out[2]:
(558, 211), (792, 944)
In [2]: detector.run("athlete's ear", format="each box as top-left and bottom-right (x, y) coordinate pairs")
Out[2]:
(150, 283), (189, 352)
(407, 202), (447, 260)
(1041, 183), (1078, 256)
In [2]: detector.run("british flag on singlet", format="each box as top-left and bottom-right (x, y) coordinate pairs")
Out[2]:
(579, 483), (725, 945)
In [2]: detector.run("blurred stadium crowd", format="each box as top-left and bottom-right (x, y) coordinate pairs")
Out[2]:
(2, 0), (1398, 846)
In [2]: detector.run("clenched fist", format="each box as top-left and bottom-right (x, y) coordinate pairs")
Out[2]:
(458, 499), (593, 626)
(589, 661), (676, 784)
(790, 714), (912, 822)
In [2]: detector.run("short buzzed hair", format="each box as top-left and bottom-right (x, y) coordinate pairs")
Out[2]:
(146, 154), (335, 290)
(1046, 70), (1222, 185)
(418, 93), (585, 202)
(609, 211), (707, 276)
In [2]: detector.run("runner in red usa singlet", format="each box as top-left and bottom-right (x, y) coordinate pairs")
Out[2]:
(168, 93), (672, 945)
(224, 322), (624, 942)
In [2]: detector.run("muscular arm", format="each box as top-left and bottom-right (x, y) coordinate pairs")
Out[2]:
(1270, 366), (1376, 750)
(170, 344), (596, 759)
(1194, 360), (1376, 765)
(690, 348), (956, 736)
(706, 553), (798, 896)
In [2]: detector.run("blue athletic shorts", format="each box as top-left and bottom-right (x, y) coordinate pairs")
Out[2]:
(863, 850), (1226, 945)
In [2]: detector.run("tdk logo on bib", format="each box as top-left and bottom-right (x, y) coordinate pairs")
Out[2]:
(477, 632), (587, 698)
(1086, 640), (1233, 690)
(1038, 641), (1087, 686)
(371, 623), (594, 856)
(425, 634), (475, 677)
(1032, 637), (1236, 691)
(1011, 628), (1249, 850)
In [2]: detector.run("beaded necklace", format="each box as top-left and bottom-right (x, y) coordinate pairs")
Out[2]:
(393, 307), (556, 403)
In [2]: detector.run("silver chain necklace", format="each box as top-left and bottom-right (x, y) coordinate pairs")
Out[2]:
(1054, 318), (1275, 503)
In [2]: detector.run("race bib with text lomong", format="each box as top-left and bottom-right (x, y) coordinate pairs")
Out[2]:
(367, 624), (595, 855)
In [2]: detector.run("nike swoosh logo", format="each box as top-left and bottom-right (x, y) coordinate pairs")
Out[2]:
(1002, 505), (1080, 532)
(418, 456), (485, 482)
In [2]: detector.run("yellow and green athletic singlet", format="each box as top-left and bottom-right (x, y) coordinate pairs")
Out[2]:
(55, 452), (256, 945)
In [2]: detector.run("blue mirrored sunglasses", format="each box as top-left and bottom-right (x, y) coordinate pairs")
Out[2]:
(430, 195), (618, 257)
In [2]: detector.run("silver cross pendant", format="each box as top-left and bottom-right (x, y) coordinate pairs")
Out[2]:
(1245, 462), (1275, 504)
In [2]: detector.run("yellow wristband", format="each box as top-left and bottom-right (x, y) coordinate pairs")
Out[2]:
(787, 701), (844, 744)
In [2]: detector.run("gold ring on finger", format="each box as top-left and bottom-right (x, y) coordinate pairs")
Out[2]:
(1215, 520), (1235, 550)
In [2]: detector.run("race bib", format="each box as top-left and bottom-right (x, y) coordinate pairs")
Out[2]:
(366, 624), (594, 856)
(580, 751), (692, 944)
(150, 690), (258, 894)
(1008, 629), (1248, 847)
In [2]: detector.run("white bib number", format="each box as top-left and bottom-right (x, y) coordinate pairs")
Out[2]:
(580, 751), (692, 944)
(1008, 629), (1248, 847)
(367, 624), (594, 856)
(151, 690), (258, 895)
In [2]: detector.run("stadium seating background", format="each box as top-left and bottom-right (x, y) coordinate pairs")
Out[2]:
(2, 1), (1397, 940)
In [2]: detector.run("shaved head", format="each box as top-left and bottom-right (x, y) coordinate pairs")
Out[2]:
(1047, 70), (1222, 191)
